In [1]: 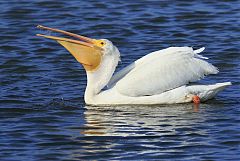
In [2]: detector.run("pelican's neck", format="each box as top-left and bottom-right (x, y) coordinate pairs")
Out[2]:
(84, 49), (120, 103)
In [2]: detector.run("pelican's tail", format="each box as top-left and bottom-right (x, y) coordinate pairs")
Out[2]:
(186, 82), (231, 101)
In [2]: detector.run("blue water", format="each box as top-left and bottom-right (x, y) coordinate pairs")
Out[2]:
(0, 0), (240, 160)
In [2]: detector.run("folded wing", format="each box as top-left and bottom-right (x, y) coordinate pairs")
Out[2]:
(110, 47), (218, 97)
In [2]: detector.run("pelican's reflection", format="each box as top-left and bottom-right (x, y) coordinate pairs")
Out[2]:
(81, 104), (206, 136)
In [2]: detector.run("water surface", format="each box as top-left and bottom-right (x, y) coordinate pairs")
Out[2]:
(0, 0), (240, 160)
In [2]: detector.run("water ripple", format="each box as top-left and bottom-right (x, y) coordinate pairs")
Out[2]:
(0, 0), (239, 160)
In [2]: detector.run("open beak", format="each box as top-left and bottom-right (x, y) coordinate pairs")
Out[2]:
(36, 25), (103, 71)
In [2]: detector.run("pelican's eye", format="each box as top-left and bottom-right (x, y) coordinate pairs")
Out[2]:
(94, 40), (106, 48)
(99, 41), (106, 47)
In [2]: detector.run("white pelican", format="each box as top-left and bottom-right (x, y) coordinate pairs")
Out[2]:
(37, 25), (231, 105)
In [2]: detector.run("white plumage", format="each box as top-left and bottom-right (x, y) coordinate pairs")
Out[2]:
(86, 45), (231, 105)
(110, 47), (218, 97)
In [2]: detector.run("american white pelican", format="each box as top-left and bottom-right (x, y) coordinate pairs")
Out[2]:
(37, 25), (231, 105)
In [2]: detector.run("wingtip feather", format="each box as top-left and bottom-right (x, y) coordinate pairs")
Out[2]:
(194, 47), (205, 54)
(194, 47), (209, 59)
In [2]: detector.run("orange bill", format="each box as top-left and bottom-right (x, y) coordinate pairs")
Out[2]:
(37, 25), (103, 71)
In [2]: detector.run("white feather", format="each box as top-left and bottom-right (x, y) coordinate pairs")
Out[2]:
(112, 47), (218, 97)
(194, 47), (205, 54)
(194, 47), (209, 59)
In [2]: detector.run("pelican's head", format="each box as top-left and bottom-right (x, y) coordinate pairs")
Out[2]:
(36, 25), (120, 72)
